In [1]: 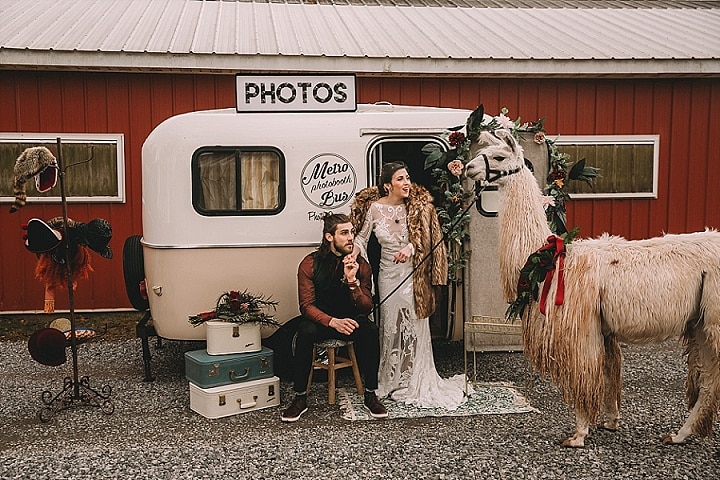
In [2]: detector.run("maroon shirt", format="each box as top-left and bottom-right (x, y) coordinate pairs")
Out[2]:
(297, 252), (374, 327)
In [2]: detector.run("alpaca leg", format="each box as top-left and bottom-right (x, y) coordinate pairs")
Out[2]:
(562, 411), (590, 448)
(684, 337), (701, 410)
(662, 332), (720, 444)
(600, 334), (622, 431)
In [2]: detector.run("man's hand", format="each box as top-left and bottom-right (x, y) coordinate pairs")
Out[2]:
(329, 317), (359, 335)
(343, 256), (359, 282)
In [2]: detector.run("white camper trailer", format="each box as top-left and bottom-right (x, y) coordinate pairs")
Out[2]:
(128, 103), (473, 341)
(124, 83), (548, 378)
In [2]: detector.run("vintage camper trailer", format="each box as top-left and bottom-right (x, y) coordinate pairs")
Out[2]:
(125, 84), (548, 378)
(127, 102), (472, 341)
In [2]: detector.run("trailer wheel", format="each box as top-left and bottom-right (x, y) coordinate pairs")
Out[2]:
(123, 235), (149, 311)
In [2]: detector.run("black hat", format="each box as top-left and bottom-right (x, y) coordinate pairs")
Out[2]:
(44, 217), (113, 260)
(79, 218), (113, 259)
(28, 328), (67, 366)
(23, 218), (63, 253)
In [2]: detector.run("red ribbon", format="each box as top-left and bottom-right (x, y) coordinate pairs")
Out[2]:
(539, 235), (566, 315)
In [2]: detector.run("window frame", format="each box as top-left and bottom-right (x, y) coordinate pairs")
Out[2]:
(554, 134), (660, 199)
(0, 132), (126, 204)
(191, 146), (286, 216)
(366, 136), (448, 189)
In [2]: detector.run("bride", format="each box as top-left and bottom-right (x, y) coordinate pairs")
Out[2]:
(350, 161), (469, 410)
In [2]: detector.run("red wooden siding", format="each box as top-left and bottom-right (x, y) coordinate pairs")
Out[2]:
(1, 71), (719, 312)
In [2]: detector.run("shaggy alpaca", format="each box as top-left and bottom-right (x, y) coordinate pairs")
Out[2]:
(465, 128), (720, 447)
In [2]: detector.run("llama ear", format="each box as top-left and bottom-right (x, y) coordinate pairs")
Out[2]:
(466, 104), (485, 140)
(494, 129), (518, 152)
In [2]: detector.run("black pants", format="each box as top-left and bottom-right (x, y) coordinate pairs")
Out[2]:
(291, 315), (380, 394)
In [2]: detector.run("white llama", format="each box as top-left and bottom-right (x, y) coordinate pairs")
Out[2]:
(465, 128), (720, 448)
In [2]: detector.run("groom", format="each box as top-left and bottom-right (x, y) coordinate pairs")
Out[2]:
(281, 213), (387, 422)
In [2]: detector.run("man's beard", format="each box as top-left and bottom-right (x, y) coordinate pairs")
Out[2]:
(333, 239), (353, 255)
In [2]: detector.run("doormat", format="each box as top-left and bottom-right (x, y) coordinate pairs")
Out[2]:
(338, 382), (538, 421)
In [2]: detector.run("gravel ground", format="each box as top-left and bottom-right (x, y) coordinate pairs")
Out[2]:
(1, 335), (718, 479)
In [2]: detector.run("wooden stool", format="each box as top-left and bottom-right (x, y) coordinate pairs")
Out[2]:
(306, 339), (364, 404)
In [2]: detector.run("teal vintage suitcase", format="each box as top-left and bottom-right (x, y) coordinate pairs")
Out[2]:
(185, 347), (274, 389)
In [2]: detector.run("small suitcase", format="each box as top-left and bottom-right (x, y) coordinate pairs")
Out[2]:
(185, 347), (274, 389)
(188, 376), (280, 419)
(205, 321), (262, 355)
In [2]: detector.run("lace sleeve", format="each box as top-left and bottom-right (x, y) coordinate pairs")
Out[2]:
(354, 206), (374, 261)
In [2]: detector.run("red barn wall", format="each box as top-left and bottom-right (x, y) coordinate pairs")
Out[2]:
(1, 71), (719, 311)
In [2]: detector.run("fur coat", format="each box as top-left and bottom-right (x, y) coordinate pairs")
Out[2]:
(349, 184), (448, 319)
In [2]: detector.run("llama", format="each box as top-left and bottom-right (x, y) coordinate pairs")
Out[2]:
(465, 128), (720, 447)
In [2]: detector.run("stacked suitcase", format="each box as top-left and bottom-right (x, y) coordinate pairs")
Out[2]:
(185, 321), (279, 419)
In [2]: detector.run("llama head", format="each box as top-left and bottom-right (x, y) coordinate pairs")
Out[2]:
(464, 129), (525, 185)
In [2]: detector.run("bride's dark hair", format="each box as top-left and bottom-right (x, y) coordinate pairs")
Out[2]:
(378, 161), (408, 197)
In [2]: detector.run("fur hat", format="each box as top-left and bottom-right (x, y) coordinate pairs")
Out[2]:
(28, 328), (67, 366)
(9, 146), (58, 213)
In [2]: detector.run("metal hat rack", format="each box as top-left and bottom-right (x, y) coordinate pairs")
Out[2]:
(38, 137), (114, 422)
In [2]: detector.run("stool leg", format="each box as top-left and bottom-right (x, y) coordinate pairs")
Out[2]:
(327, 346), (336, 404)
(306, 346), (316, 395)
(347, 344), (365, 396)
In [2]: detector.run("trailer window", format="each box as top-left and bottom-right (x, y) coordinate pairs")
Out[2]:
(192, 147), (284, 215)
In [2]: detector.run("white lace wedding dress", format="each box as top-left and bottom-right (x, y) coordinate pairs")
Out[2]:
(355, 202), (468, 410)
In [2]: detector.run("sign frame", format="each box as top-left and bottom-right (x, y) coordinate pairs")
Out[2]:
(235, 74), (357, 113)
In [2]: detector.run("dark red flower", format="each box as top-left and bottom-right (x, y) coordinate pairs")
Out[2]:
(517, 276), (531, 293)
(549, 170), (566, 181)
(448, 131), (466, 147)
(538, 254), (553, 269)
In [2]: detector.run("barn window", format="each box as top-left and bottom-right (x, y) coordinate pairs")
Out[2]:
(0, 133), (125, 203)
(555, 135), (659, 199)
(192, 147), (284, 215)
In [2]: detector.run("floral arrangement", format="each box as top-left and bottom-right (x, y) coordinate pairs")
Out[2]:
(423, 104), (599, 282)
(188, 290), (280, 327)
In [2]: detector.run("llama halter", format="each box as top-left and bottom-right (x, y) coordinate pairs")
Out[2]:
(476, 153), (524, 184)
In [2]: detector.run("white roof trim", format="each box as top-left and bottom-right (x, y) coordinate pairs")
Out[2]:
(2, 50), (718, 77)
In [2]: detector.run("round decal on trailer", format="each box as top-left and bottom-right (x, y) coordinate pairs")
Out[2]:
(301, 153), (357, 209)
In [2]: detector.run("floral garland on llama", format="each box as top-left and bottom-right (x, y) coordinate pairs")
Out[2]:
(424, 104), (599, 307)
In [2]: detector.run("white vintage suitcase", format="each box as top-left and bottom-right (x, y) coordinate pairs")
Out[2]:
(205, 321), (262, 355)
(188, 376), (280, 419)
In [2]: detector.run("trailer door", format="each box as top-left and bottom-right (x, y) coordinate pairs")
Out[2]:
(367, 137), (461, 339)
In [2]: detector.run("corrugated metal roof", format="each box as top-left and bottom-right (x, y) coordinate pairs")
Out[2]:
(1, 0), (719, 76)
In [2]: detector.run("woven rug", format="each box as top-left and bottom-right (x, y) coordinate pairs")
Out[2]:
(338, 382), (538, 421)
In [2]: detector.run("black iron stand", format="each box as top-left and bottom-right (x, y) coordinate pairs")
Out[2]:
(38, 138), (114, 422)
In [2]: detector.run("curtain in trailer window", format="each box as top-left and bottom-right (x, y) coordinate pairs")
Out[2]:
(197, 150), (280, 212)
(241, 152), (279, 210)
(199, 152), (237, 210)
